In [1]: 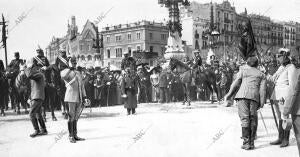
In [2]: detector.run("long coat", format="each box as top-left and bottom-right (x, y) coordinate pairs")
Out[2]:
(121, 74), (139, 109)
(62, 69), (86, 104)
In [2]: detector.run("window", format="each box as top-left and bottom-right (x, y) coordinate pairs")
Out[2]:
(107, 49), (110, 58)
(161, 34), (167, 40)
(161, 47), (165, 53)
(127, 34), (131, 41)
(137, 32), (141, 40)
(80, 45), (83, 51)
(128, 47), (132, 54)
(87, 45), (91, 51)
(115, 48), (122, 57)
(150, 33), (153, 40)
(150, 46), (154, 52)
(137, 45), (141, 51)
(116, 35), (121, 42)
(106, 36), (110, 42)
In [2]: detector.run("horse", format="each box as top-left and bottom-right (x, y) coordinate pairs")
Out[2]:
(6, 65), (21, 114)
(15, 64), (30, 114)
(169, 58), (220, 104)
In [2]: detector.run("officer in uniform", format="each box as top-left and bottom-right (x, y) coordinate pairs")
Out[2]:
(225, 56), (266, 150)
(55, 50), (69, 71)
(33, 48), (49, 71)
(25, 58), (48, 138)
(8, 52), (23, 71)
(61, 56), (88, 143)
(7, 52), (24, 114)
(121, 51), (136, 73)
(268, 48), (296, 147)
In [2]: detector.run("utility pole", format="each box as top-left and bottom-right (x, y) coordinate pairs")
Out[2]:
(0, 14), (8, 67)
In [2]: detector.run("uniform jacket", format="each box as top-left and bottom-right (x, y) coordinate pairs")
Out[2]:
(63, 70), (86, 103)
(55, 56), (69, 71)
(24, 66), (45, 100)
(283, 67), (300, 116)
(268, 64), (296, 101)
(227, 65), (266, 106)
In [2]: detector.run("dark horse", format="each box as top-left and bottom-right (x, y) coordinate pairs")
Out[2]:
(169, 58), (220, 104)
(43, 64), (68, 121)
(6, 65), (22, 113)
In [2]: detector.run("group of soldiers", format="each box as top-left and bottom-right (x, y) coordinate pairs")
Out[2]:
(1, 46), (300, 154)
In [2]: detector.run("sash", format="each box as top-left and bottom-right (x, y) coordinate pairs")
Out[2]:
(58, 56), (69, 67)
(34, 56), (45, 66)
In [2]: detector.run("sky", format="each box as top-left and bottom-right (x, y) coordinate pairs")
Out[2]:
(0, 0), (299, 63)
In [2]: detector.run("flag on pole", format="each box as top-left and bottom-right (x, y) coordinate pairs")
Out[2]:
(238, 18), (257, 61)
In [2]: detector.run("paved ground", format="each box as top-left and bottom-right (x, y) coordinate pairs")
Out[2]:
(0, 101), (298, 157)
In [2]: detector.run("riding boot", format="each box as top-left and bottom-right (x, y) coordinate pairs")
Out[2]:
(38, 118), (48, 135)
(30, 118), (40, 138)
(241, 127), (251, 150)
(132, 108), (136, 115)
(68, 121), (76, 143)
(73, 121), (85, 141)
(270, 120), (283, 145)
(127, 109), (131, 115)
(249, 125), (256, 150)
(280, 130), (290, 147)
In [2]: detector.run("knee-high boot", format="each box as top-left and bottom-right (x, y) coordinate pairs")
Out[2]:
(68, 121), (76, 143)
(270, 120), (284, 145)
(241, 127), (250, 149)
(30, 118), (40, 138)
(74, 120), (85, 141)
(280, 130), (290, 147)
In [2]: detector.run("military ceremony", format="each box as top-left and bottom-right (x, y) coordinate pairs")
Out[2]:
(0, 0), (300, 157)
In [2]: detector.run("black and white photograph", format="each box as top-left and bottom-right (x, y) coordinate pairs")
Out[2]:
(0, 0), (300, 156)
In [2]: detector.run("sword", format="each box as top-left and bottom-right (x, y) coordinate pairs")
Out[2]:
(270, 101), (279, 130)
(258, 109), (269, 135)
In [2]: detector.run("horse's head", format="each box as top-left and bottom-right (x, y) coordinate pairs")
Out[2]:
(169, 58), (191, 73)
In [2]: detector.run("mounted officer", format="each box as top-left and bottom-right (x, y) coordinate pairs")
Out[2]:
(33, 48), (49, 71)
(7, 52), (24, 114)
(55, 49), (69, 71)
(192, 50), (202, 69)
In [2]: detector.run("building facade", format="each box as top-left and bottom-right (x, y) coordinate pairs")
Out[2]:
(46, 16), (102, 68)
(101, 20), (168, 68)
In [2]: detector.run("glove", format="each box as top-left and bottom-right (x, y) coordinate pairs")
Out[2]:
(106, 82), (111, 85)
(281, 114), (288, 120)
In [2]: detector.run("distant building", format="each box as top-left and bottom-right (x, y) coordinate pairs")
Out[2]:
(46, 16), (102, 68)
(101, 20), (168, 68)
(282, 21), (297, 47)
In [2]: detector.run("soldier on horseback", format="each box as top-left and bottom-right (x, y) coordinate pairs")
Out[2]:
(7, 52), (24, 114)
(33, 48), (49, 70)
(55, 49), (70, 119)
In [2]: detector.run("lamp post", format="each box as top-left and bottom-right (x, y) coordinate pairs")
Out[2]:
(158, 0), (190, 61)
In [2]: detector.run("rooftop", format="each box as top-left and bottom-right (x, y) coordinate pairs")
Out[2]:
(101, 20), (167, 32)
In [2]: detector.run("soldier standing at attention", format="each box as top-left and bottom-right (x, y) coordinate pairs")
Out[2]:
(268, 48), (296, 147)
(61, 56), (88, 143)
(225, 56), (266, 150)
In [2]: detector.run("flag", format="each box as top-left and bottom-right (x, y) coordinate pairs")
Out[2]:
(238, 18), (257, 61)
